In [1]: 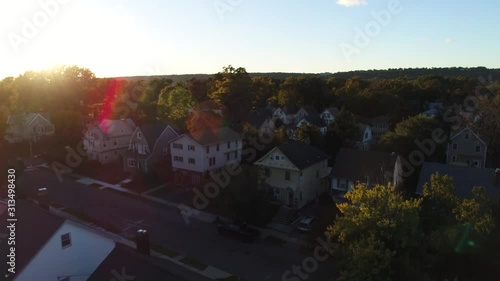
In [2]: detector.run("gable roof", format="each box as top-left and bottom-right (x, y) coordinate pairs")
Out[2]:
(245, 109), (273, 128)
(331, 148), (397, 184)
(137, 124), (179, 148)
(7, 113), (51, 126)
(0, 201), (65, 281)
(450, 126), (487, 145)
(88, 243), (211, 281)
(89, 119), (137, 140)
(275, 140), (329, 169)
(297, 114), (325, 127)
(322, 107), (340, 117)
(416, 162), (499, 201)
(173, 127), (242, 146)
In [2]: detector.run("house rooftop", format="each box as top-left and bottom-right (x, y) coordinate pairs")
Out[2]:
(277, 140), (329, 169)
(88, 243), (211, 281)
(245, 109), (273, 128)
(416, 162), (499, 201)
(331, 148), (397, 184)
(184, 127), (242, 145)
(0, 201), (65, 281)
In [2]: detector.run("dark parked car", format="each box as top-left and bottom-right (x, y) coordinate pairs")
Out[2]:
(217, 221), (261, 242)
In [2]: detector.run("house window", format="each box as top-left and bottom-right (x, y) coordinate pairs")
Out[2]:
(234, 151), (237, 158)
(464, 133), (469, 139)
(209, 157), (216, 166)
(227, 141), (231, 149)
(452, 143), (458, 150)
(285, 171), (290, 181)
(173, 143), (183, 149)
(188, 145), (195, 151)
(226, 153), (230, 161)
(61, 233), (71, 249)
(235, 140), (238, 146)
(114, 140), (117, 146)
(270, 155), (274, 160)
(188, 158), (195, 164)
(216, 144), (220, 151)
(473, 160), (480, 167)
(174, 156), (184, 162)
(138, 132), (142, 139)
(206, 146), (210, 153)
(103, 142), (107, 148)
(451, 156), (457, 162)
(475, 146), (481, 152)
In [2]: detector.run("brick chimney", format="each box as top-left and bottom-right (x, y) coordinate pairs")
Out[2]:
(135, 229), (150, 256)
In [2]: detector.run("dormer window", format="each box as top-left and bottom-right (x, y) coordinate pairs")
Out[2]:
(138, 132), (142, 139)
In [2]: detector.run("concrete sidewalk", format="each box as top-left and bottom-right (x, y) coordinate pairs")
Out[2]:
(38, 163), (312, 248)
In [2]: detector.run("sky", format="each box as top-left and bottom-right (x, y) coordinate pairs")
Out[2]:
(1, 0), (499, 79)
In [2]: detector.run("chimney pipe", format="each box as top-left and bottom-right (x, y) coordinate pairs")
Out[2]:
(495, 169), (500, 187)
(37, 188), (49, 210)
(135, 229), (150, 256)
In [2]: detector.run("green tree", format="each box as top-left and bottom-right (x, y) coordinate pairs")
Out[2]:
(51, 110), (84, 145)
(327, 183), (423, 281)
(209, 65), (252, 123)
(331, 107), (360, 148)
(158, 84), (194, 125)
(251, 76), (279, 107)
(295, 124), (321, 147)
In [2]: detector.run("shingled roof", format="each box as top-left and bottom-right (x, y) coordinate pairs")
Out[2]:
(277, 140), (329, 169)
(416, 162), (500, 202)
(331, 148), (397, 184)
(181, 127), (242, 145)
(0, 201), (65, 281)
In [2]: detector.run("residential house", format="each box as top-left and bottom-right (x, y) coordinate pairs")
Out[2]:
(416, 162), (500, 204)
(446, 126), (487, 168)
(0, 201), (116, 281)
(5, 113), (55, 143)
(356, 123), (373, 150)
(244, 109), (275, 136)
(123, 123), (180, 175)
(254, 140), (330, 209)
(422, 102), (444, 118)
(330, 148), (399, 196)
(83, 118), (137, 164)
(271, 105), (297, 125)
(320, 107), (340, 126)
(169, 127), (243, 186)
(370, 115), (391, 141)
(294, 106), (328, 134)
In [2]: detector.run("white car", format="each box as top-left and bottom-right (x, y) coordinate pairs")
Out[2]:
(296, 216), (315, 232)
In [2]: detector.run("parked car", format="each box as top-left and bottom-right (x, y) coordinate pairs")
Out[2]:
(217, 221), (261, 242)
(296, 216), (315, 232)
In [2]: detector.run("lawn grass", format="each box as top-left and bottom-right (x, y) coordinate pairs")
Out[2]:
(180, 256), (208, 271)
(150, 242), (180, 258)
(148, 186), (169, 198)
(264, 235), (287, 246)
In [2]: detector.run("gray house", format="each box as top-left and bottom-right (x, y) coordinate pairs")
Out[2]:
(446, 127), (487, 168)
(123, 124), (179, 175)
(416, 162), (500, 204)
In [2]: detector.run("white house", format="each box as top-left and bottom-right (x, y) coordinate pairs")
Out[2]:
(320, 107), (340, 126)
(83, 119), (137, 164)
(169, 127), (243, 186)
(0, 201), (116, 281)
(356, 123), (373, 151)
(5, 113), (55, 143)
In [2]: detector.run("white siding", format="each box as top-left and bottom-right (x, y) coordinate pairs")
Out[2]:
(14, 221), (115, 281)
